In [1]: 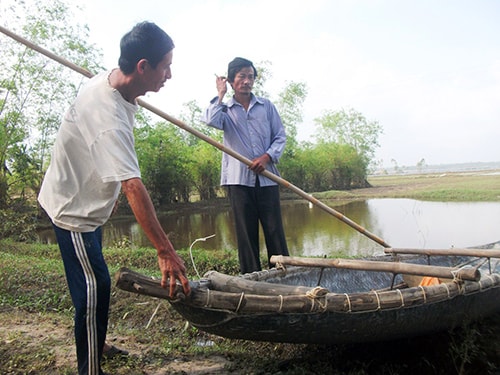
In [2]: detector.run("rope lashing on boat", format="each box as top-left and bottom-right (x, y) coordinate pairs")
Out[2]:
(344, 293), (352, 312)
(479, 274), (496, 291)
(235, 292), (245, 313)
(278, 295), (284, 313)
(306, 286), (328, 298)
(452, 265), (478, 295)
(306, 286), (329, 311)
(451, 264), (475, 282)
(204, 289), (210, 307)
(275, 260), (286, 271)
(396, 288), (405, 307)
(418, 286), (427, 304)
(443, 282), (452, 299)
(189, 234), (216, 279)
(199, 277), (254, 313)
(371, 290), (382, 311)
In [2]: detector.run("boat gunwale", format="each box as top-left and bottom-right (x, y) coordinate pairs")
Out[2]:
(170, 264), (500, 315)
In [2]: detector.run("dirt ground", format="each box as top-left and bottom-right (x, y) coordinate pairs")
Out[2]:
(0, 308), (237, 374)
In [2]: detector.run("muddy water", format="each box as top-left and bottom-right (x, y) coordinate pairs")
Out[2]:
(37, 198), (500, 257)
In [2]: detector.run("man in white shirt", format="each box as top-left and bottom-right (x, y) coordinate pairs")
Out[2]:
(38, 22), (190, 375)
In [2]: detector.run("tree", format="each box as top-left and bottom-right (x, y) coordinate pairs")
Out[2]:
(0, 0), (103, 209)
(276, 81), (307, 157)
(274, 81), (308, 191)
(416, 158), (427, 173)
(252, 60), (272, 98)
(311, 108), (383, 189)
(314, 108), (383, 170)
(134, 122), (194, 205)
(190, 141), (220, 200)
(391, 159), (405, 174)
(279, 143), (309, 191)
(178, 100), (221, 200)
(297, 142), (366, 191)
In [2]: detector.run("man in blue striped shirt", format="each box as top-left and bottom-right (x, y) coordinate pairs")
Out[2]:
(202, 57), (289, 274)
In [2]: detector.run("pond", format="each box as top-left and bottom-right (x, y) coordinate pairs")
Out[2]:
(37, 198), (500, 258)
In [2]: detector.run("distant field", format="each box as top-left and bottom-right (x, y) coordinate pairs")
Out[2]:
(313, 170), (500, 201)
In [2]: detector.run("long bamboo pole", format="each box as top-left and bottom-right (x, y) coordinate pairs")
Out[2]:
(385, 247), (500, 258)
(0, 25), (390, 248)
(270, 255), (480, 281)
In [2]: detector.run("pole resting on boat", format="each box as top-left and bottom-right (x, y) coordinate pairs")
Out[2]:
(0, 25), (390, 249)
(270, 255), (481, 282)
(385, 247), (500, 259)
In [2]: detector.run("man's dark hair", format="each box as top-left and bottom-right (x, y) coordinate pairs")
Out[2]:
(227, 57), (258, 83)
(119, 21), (174, 74)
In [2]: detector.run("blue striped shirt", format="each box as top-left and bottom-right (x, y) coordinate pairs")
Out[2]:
(202, 94), (286, 187)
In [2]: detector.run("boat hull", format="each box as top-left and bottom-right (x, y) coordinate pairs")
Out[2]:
(172, 286), (500, 344)
(116, 245), (500, 345)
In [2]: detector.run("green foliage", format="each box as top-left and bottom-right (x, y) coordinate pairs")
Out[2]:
(0, 0), (103, 209)
(279, 145), (308, 190)
(276, 81), (307, 157)
(281, 141), (367, 191)
(190, 141), (221, 200)
(251, 60), (272, 98)
(315, 107), (383, 169)
(181, 248), (240, 277)
(178, 100), (221, 200)
(101, 245), (240, 279)
(135, 122), (194, 204)
(0, 239), (240, 313)
(9, 143), (42, 200)
(134, 100), (223, 204)
(0, 203), (39, 242)
(282, 107), (384, 191)
(0, 250), (70, 312)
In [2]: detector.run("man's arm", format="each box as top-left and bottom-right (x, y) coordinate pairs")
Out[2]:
(121, 177), (190, 298)
(201, 76), (229, 129)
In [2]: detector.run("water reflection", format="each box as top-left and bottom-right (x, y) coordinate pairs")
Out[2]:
(366, 199), (500, 250)
(37, 199), (500, 257)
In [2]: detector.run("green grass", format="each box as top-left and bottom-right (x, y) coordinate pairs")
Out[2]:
(367, 172), (500, 201)
(309, 172), (500, 202)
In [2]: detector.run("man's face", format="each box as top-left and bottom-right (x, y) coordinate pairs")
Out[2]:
(145, 50), (173, 92)
(231, 66), (255, 95)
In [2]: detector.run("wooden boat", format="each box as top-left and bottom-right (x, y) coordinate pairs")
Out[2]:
(116, 243), (500, 345)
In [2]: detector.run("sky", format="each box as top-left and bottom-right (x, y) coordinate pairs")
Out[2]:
(8, 0), (500, 167)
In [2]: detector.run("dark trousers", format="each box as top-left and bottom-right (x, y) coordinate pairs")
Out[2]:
(53, 225), (110, 375)
(227, 183), (289, 274)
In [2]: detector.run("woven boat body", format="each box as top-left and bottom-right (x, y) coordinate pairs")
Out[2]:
(116, 245), (500, 344)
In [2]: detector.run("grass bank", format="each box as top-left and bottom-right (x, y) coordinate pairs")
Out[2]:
(313, 170), (500, 202)
(1, 171), (500, 374)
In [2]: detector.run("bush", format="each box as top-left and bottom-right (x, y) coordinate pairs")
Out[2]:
(0, 204), (39, 242)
